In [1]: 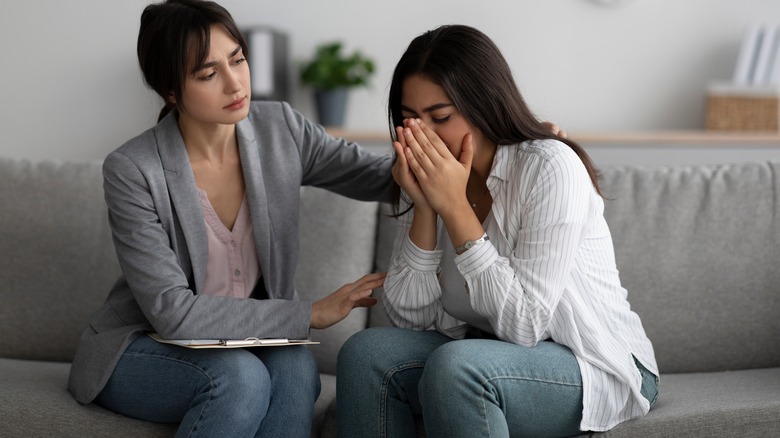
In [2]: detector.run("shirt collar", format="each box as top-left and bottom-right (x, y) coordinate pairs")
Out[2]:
(487, 143), (520, 188)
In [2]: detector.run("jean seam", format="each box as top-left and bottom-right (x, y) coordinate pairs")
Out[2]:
(379, 360), (426, 438)
(484, 375), (582, 387)
(124, 351), (214, 437)
(480, 386), (492, 438)
(479, 375), (582, 437)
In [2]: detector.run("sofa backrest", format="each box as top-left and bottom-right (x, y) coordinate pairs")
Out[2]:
(372, 160), (780, 375)
(0, 156), (380, 376)
(0, 157), (120, 362)
(295, 186), (379, 375)
(599, 160), (779, 373)
(5, 155), (777, 376)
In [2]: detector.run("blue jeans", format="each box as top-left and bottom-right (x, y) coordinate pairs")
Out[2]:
(94, 334), (320, 438)
(337, 327), (657, 438)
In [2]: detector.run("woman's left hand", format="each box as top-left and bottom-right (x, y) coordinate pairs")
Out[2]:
(401, 119), (473, 217)
(541, 121), (567, 138)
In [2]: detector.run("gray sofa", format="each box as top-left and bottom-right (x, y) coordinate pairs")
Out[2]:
(1, 155), (778, 438)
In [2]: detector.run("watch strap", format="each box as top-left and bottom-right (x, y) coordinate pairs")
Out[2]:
(455, 233), (490, 255)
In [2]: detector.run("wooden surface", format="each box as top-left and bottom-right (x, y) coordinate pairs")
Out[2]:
(325, 128), (780, 146)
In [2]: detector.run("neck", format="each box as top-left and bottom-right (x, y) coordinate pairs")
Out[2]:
(178, 114), (237, 163)
(469, 141), (497, 184)
(465, 140), (497, 205)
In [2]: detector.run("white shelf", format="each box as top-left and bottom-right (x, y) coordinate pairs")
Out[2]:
(326, 129), (780, 147)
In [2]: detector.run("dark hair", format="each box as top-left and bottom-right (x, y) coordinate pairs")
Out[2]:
(388, 25), (603, 211)
(137, 0), (248, 121)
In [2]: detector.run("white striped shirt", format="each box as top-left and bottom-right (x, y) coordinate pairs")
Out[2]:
(382, 139), (658, 432)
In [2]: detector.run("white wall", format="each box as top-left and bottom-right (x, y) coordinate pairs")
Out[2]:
(1, 0), (779, 160)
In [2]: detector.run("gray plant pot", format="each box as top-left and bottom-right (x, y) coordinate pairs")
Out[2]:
(315, 88), (349, 127)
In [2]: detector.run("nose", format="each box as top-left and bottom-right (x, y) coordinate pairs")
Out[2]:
(422, 118), (440, 136)
(224, 68), (243, 94)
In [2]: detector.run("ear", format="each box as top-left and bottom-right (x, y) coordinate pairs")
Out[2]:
(167, 92), (176, 105)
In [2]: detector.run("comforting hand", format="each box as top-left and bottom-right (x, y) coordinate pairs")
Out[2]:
(310, 272), (385, 330)
(401, 118), (473, 217)
(541, 121), (567, 138)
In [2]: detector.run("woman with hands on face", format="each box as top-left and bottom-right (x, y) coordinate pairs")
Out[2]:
(337, 25), (658, 438)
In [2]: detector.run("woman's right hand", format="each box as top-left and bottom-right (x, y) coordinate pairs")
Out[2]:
(310, 272), (386, 330)
(392, 124), (431, 211)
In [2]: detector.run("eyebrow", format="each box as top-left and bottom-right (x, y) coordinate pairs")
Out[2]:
(400, 103), (454, 114)
(193, 46), (242, 72)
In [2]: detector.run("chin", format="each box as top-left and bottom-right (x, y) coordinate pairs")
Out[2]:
(224, 108), (250, 124)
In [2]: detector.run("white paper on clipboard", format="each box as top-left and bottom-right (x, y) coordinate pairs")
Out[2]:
(147, 333), (319, 349)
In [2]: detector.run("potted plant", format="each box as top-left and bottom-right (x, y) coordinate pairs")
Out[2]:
(300, 42), (375, 127)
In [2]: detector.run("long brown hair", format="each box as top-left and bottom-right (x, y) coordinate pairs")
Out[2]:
(137, 0), (248, 121)
(388, 25), (602, 211)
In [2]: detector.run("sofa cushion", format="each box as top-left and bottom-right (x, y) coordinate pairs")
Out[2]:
(575, 367), (780, 438)
(0, 158), (120, 362)
(599, 161), (780, 373)
(314, 374), (338, 436)
(0, 357), (177, 437)
(296, 186), (379, 375)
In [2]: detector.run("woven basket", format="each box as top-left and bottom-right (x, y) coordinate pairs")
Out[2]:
(706, 94), (779, 131)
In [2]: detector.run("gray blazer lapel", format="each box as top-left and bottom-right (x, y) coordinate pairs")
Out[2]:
(155, 114), (209, 293)
(236, 118), (272, 293)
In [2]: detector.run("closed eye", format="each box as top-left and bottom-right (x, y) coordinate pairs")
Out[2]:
(199, 71), (217, 81)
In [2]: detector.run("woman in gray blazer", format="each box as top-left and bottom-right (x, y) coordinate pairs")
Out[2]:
(66, 1), (391, 436)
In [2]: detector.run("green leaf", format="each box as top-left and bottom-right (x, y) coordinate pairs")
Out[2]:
(300, 41), (376, 90)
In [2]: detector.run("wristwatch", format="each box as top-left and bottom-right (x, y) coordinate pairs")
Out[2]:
(455, 234), (490, 255)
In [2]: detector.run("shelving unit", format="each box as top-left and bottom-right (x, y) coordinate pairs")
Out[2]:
(325, 129), (780, 166)
(326, 128), (780, 146)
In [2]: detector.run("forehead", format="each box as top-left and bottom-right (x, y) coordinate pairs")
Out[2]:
(401, 74), (451, 110)
(188, 24), (239, 68)
(205, 25), (239, 56)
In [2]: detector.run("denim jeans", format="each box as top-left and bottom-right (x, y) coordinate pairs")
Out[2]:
(94, 334), (320, 438)
(337, 327), (657, 438)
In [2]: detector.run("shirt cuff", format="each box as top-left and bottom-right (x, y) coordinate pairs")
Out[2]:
(401, 233), (442, 272)
(455, 238), (499, 279)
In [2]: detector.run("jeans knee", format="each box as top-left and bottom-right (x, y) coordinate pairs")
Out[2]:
(428, 342), (470, 375)
(338, 327), (395, 371)
(209, 352), (272, 415)
(284, 347), (321, 400)
(419, 342), (473, 401)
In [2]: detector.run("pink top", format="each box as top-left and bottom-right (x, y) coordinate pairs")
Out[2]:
(197, 188), (261, 298)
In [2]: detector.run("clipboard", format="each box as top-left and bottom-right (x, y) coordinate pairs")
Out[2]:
(148, 332), (319, 349)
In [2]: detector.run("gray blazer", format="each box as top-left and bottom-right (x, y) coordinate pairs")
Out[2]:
(67, 101), (393, 404)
